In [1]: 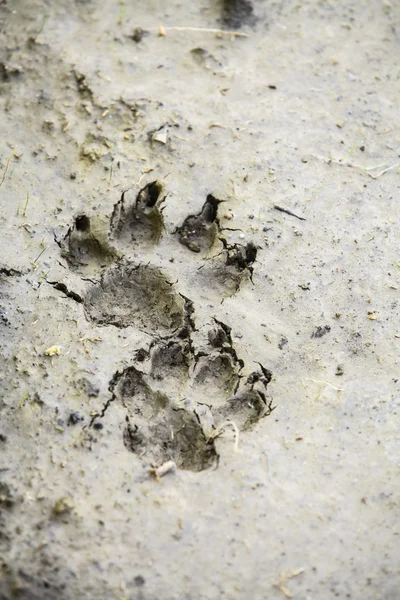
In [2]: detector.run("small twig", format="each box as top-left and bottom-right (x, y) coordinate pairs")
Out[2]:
(313, 154), (399, 179)
(22, 192), (30, 216)
(208, 420), (240, 452)
(374, 162), (399, 178)
(0, 146), (17, 187)
(37, 269), (50, 288)
(304, 378), (343, 391)
(134, 167), (155, 187)
(364, 162), (388, 172)
(35, 13), (49, 40)
(148, 25), (248, 38)
(18, 222), (33, 233)
(18, 392), (30, 408)
(32, 246), (47, 265)
(149, 460), (176, 481)
(117, 3), (126, 25)
(275, 568), (305, 598)
(274, 205), (306, 221)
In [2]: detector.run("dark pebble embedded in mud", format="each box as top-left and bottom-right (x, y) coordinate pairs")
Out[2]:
(0, 310), (10, 326)
(0, 483), (15, 508)
(134, 575), (145, 587)
(131, 27), (147, 43)
(68, 412), (83, 425)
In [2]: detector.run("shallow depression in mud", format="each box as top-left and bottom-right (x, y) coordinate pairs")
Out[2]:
(111, 365), (217, 472)
(84, 263), (186, 335)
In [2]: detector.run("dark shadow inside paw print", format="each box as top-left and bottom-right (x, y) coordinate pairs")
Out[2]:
(175, 194), (223, 253)
(149, 340), (192, 385)
(115, 367), (217, 471)
(60, 213), (117, 275)
(110, 180), (166, 246)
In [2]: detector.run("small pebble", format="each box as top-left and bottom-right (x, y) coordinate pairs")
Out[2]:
(68, 412), (82, 425)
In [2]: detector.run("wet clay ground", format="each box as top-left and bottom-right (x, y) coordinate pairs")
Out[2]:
(0, 0), (399, 598)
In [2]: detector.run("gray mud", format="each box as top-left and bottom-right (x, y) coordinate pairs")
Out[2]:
(0, 1), (399, 599)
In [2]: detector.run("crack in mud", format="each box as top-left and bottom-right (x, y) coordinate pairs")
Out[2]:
(47, 281), (83, 304)
(0, 267), (23, 277)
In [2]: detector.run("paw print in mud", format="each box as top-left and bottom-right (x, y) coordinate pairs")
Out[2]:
(56, 181), (275, 472)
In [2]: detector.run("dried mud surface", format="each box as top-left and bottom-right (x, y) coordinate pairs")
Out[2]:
(0, 1), (399, 599)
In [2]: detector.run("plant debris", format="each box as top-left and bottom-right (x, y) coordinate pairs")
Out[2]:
(44, 345), (61, 356)
(149, 460), (177, 481)
(274, 205), (306, 221)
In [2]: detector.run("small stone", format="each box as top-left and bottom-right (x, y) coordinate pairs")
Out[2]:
(53, 497), (73, 517)
(152, 129), (168, 144)
(68, 412), (82, 426)
(44, 345), (61, 356)
(132, 27), (145, 43)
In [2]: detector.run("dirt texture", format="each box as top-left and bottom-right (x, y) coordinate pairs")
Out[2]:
(0, 0), (399, 599)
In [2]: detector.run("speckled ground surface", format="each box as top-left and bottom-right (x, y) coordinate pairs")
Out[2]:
(0, 1), (399, 598)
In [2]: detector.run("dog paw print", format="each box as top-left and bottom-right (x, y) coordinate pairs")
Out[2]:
(99, 317), (273, 471)
(54, 182), (274, 472)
